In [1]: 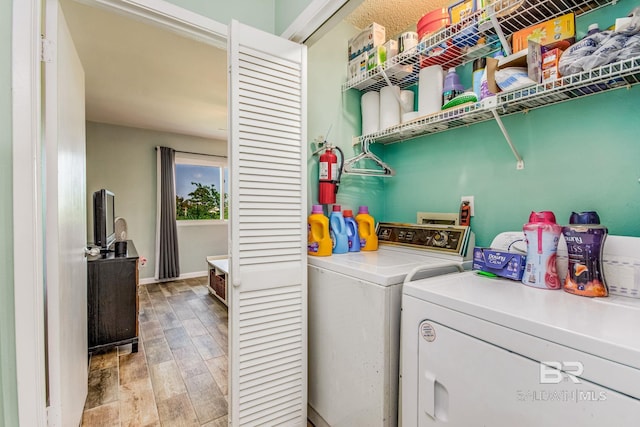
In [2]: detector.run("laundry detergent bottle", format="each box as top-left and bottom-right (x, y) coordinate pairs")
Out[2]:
(522, 211), (562, 289)
(308, 205), (332, 256)
(356, 206), (378, 251)
(442, 67), (464, 105)
(562, 211), (608, 297)
(329, 205), (349, 254)
(343, 209), (360, 252)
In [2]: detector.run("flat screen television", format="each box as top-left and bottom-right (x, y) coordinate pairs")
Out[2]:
(93, 189), (115, 250)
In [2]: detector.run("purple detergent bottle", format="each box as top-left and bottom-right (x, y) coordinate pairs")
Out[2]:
(343, 209), (360, 252)
(442, 67), (464, 105)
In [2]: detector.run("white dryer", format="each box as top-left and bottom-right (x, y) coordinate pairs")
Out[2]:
(401, 270), (640, 426)
(308, 222), (473, 427)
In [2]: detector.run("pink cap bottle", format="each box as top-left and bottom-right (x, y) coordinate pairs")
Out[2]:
(522, 211), (562, 289)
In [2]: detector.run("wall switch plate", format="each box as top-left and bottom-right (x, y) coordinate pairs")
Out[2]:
(461, 196), (475, 216)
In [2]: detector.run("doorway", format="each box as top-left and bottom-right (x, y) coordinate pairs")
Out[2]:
(59, 0), (231, 424)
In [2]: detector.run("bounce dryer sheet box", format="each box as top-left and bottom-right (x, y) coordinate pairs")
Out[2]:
(512, 13), (575, 53)
(473, 247), (526, 280)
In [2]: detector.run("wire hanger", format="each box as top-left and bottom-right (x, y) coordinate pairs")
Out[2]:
(342, 138), (395, 177)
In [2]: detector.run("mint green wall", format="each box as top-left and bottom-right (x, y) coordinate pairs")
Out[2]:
(275, 0), (313, 35)
(164, 0), (276, 33)
(384, 88), (640, 246)
(308, 20), (386, 217)
(0, 0), (18, 424)
(383, 0), (640, 246)
(85, 122), (228, 280)
(312, 0), (640, 246)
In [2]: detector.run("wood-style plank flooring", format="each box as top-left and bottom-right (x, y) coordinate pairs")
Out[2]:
(81, 277), (229, 426)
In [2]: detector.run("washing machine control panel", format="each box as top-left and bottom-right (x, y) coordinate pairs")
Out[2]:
(377, 222), (471, 256)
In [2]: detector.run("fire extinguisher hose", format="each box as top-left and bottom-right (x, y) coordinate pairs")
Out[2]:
(333, 146), (344, 196)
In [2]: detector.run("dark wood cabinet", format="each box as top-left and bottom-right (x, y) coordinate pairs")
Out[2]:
(87, 240), (139, 353)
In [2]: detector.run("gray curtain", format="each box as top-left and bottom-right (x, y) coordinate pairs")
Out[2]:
(155, 146), (180, 280)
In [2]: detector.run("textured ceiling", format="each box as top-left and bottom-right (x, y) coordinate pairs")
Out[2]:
(345, 0), (450, 38)
(60, 0), (453, 140)
(60, 0), (227, 140)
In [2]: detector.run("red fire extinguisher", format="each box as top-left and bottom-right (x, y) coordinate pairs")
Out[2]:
(317, 144), (344, 205)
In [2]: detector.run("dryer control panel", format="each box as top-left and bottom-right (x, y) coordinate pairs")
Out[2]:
(377, 222), (472, 256)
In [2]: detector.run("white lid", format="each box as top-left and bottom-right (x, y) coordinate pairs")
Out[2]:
(588, 23), (599, 31)
(448, 67), (456, 73)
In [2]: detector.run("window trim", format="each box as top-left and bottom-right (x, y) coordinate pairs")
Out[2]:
(174, 152), (228, 222)
(177, 219), (229, 227)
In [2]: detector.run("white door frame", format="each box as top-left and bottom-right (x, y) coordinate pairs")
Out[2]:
(12, 1), (47, 425)
(11, 0), (345, 424)
(11, 1), (226, 425)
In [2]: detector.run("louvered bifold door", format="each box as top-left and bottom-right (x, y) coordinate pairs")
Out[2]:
(228, 20), (308, 426)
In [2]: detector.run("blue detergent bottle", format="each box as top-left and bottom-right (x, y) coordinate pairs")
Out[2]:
(329, 205), (349, 254)
(343, 209), (360, 252)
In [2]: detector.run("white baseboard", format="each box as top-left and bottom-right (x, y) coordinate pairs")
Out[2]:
(139, 270), (207, 285)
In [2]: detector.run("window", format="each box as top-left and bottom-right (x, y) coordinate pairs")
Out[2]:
(174, 152), (228, 222)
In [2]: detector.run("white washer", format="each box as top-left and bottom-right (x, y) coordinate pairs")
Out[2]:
(401, 270), (640, 426)
(308, 222), (473, 427)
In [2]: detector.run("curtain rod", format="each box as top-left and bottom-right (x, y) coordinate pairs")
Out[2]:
(155, 147), (227, 159)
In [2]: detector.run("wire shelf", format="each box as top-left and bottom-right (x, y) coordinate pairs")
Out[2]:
(356, 55), (640, 146)
(342, 0), (617, 93)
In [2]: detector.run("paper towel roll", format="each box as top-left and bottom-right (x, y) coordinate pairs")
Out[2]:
(418, 65), (444, 117)
(400, 90), (415, 114)
(361, 91), (380, 135)
(379, 85), (401, 130)
(402, 111), (420, 123)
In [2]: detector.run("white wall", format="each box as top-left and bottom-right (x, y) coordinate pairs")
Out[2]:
(177, 223), (228, 274)
(85, 121), (228, 280)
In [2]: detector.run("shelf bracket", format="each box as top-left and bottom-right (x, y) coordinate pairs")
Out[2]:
(488, 6), (511, 56)
(377, 65), (406, 109)
(379, 65), (393, 87)
(491, 109), (524, 170)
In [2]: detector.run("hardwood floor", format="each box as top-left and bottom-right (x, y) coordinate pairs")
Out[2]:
(81, 277), (229, 426)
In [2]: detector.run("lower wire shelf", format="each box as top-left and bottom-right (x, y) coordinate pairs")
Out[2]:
(356, 55), (640, 169)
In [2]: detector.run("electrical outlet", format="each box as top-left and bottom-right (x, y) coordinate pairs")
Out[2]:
(461, 196), (475, 216)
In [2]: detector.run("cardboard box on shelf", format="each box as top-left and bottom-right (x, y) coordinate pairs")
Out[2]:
(348, 52), (368, 80)
(486, 49), (528, 94)
(527, 40), (543, 84)
(367, 46), (387, 71)
(348, 23), (386, 61)
(512, 13), (575, 53)
(448, 0), (477, 25)
(541, 48), (563, 83)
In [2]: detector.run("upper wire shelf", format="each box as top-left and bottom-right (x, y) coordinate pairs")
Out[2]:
(342, 0), (618, 93)
(355, 55), (640, 145)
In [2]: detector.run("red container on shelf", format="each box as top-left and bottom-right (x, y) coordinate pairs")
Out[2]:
(419, 40), (462, 68)
(417, 8), (462, 69)
(417, 8), (449, 40)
